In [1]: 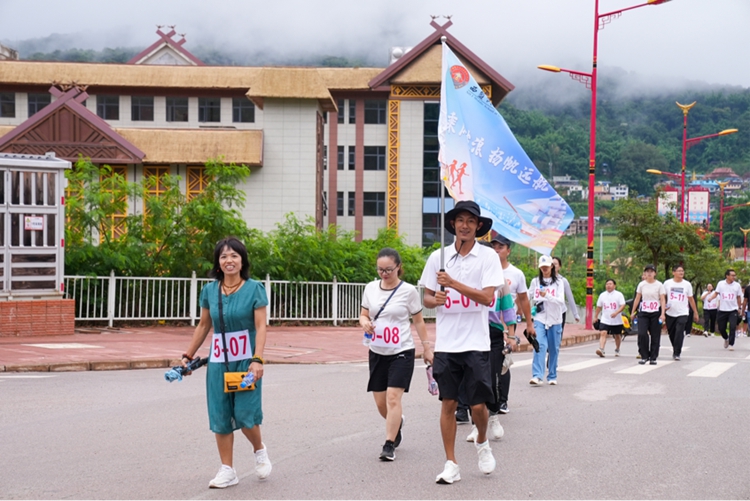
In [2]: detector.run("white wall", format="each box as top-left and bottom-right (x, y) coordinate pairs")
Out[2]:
(397, 100), (426, 247)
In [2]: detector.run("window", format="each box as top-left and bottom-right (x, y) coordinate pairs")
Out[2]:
(199, 97), (221, 123)
(27, 93), (51, 117)
(166, 97), (189, 122)
(322, 191), (327, 217)
(349, 100), (356, 124)
(364, 146), (386, 171)
(337, 99), (345, 124)
(131, 96), (154, 121)
(348, 191), (355, 216)
(348, 146), (355, 171)
(323, 145), (327, 170)
(96, 95), (120, 120)
(336, 191), (344, 216)
(232, 97), (255, 123)
(337, 146), (344, 170)
(101, 166), (128, 240)
(363, 192), (385, 216)
(364, 100), (387, 124)
(0, 93), (15, 118)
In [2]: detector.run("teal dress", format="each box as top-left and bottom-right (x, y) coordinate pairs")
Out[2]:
(200, 279), (269, 434)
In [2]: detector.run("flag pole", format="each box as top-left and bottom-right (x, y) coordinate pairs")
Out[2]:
(439, 36), (447, 277)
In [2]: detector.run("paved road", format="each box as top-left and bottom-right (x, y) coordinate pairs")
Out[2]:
(2, 334), (749, 499)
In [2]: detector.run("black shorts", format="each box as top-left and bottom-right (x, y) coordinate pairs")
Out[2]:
(432, 351), (493, 406)
(367, 349), (415, 392)
(601, 324), (623, 335)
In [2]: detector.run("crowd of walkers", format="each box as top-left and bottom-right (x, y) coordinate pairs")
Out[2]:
(177, 218), (749, 489)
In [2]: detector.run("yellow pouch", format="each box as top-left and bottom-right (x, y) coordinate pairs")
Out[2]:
(223, 371), (255, 393)
(622, 315), (631, 329)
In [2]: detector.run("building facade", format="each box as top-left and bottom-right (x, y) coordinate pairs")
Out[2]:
(0, 21), (514, 247)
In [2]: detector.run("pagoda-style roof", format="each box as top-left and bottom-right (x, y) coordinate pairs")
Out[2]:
(0, 86), (145, 164)
(368, 20), (514, 105)
(127, 27), (204, 66)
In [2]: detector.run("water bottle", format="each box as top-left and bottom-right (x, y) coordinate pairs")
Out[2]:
(426, 365), (439, 396)
(362, 332), (373, 346)
(240, 371), (255, 389)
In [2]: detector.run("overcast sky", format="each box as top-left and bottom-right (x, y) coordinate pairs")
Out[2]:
(2, 0), (748, 91)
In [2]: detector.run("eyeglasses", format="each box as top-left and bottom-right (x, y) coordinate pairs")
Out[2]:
(377, 267), (397, 275)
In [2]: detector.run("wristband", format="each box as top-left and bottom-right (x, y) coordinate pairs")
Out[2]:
(251, 356), (265, 364)
(182, 353), (193, 361)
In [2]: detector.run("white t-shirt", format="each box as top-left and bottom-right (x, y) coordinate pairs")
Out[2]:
(361, 280), (423, 356)
(663, 279), (694, 318)
(597, 290), (626, 326)
(502, 263), (528, 312)
(715, 280), (742, 312)
(528, 276), (565, 327)
(636, 280), (665, 313)
(702, 290), (718, 310)
(420, 241), (504, 353)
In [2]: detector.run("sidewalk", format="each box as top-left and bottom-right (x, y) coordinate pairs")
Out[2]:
(0, 323), (600, 372)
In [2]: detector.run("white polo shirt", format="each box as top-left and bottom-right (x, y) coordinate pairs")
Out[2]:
(503, 263), (528, 312)
(715, 280), (742, 312)
(597, 290), (626, 326)
(362, 280), (423, 356)
(663, 279), (694, 318)
(420, 241), (504, 353)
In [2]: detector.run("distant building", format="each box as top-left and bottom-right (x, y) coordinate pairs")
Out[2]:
(704, 167), (741, 180)
(0, 43), (18, 61)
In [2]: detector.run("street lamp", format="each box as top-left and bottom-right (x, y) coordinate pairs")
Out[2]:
(678, 99), (738, 223)
(718, 181), (750, 252)
(538, 0), (672, 330)
(740, 228), (750, 263)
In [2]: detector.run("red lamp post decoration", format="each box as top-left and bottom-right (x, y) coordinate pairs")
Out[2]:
(539, 0), (673, 330)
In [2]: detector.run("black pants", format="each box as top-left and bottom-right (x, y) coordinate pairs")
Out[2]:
(717, 310), (738, 346)
(458, 325), (509, 415)
(666, 315), (687, 357)
(638, 310), (662, 361)
(704, 309), (717, 333)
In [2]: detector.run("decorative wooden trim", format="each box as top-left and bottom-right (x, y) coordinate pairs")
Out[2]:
(390, 84), (491, 100)
(142, 166), (169, 215)
(387, 100), (400, 230)
(186, 166), (207, 201)
(100, 165), (128, 241)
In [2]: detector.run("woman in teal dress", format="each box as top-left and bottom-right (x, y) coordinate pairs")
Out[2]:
(180, 237), (271, 488)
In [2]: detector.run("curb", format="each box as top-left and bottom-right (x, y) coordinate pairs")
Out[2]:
(0, 332), (603, 373)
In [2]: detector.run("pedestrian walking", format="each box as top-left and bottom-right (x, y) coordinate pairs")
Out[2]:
(663, 265), (699, 361)
(360, 247), (432, 462)
(631, 264), (666, 365)
(528, 255), (566, 385)
(742, 281), (750, 336)
(594, 279), (626, 357)
(420, 200), (504, 484)
(701, 284), (718, 337)
(708, 269), (743, 350)
(180, 237), (272, 489)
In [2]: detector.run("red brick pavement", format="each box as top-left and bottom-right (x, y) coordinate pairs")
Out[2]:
(0, 323), (599, 372)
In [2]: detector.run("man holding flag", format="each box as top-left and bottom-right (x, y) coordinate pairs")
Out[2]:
(420, 200), (504, 484)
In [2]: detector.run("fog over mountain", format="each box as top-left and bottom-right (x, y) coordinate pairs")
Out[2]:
(2, 0), (748, 105)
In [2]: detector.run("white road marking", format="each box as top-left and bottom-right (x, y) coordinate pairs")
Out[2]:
(512, 358), (533, 367)
(21, 343), (102, 350)
(687, 362), (736, 378)
(558, 359), (615, 372)
(0, 375), (56, 379)
(617, 360), (674, 374)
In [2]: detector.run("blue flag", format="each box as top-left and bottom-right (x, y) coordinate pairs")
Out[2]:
(438, 42), (573, 255)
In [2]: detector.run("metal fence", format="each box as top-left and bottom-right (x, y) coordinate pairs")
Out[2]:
(63, 273), (436, 326)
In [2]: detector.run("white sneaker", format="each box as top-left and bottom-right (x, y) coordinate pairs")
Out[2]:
(476, 441), (496, 474)
(255, 444), (272, 479)
(436, 460), (461, 484)
(488, 414), (504, 440)
(529, 377), (543, 386)
(596, 348), (604, 357)
(729, 346), (735, 351)
(209, 465), (238, 489)
(615, 349), (620, 357)
(548, 379), (558, 386)
(466, 424), (478, 443)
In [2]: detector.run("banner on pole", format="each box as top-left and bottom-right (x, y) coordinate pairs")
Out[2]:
(437, 42), (573, 255)
(656, 187), (678, 217)
(687, 188), (710, 226)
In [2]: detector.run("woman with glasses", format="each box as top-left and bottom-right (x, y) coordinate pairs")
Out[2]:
(359, 247), (432, 462)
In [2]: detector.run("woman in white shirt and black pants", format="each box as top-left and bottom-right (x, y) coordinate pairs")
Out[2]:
(630, 264), (666, 365)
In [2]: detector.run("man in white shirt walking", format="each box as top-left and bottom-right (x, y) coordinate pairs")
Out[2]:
(663, 265), (699, 360)
(708, 269), (743, 350)
(420, 200), (504, 484)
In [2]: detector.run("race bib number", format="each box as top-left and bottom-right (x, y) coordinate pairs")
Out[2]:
(603, 302), (619, 312)
(640, 301), (659, 313)
(721, 293), (735, 302)
(668, 290), (687, 306)
(210, 329), (251, 363)
(442, 288), (484, 314)
(533, 288), (556, 300)
(371, 324), (403, 349)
